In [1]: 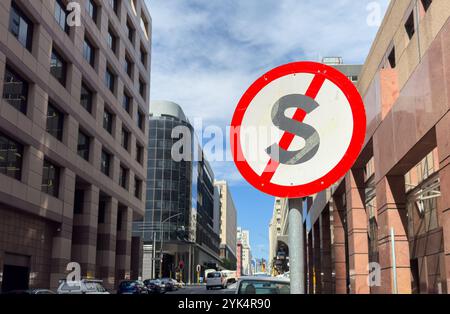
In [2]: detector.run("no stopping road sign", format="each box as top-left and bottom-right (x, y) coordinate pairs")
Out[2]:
(230, 61), (366, 198)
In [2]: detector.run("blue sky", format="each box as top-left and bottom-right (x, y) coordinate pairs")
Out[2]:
(145, 0), (389, 261)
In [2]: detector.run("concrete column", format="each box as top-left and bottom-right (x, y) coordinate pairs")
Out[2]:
(331, 195), (348, 294)
(345, 169), (370, 293)
(71, 184), (100, 278)
(436, 111), (450, 294)
(49, 168), (76, 290)
(320, 206), (333, 293)
(49, 221), (73, 290)
(376, 176), (411, 294)
(115, 206), (133, 283)
(96, 197), (118, 291)
(313, 221), (322, 294)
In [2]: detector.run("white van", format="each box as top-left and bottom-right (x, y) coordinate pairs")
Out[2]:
(206, 271), (227, 290)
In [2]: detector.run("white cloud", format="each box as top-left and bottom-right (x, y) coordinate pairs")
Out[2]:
(145, 0), (389, 184)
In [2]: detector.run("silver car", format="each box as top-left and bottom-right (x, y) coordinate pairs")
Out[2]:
(236, 276), (290, 294)
(57, 279), (109, 294)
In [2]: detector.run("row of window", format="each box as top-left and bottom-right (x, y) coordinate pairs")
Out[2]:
(8, 1), (148, 128)
(0, 130), (143, 200)
(2, 63), (145, 161)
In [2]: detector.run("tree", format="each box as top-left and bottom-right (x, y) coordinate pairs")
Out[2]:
(222, 258), (236, 270)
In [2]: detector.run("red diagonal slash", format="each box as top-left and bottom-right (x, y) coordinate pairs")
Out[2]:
(260, 74), (326, 184)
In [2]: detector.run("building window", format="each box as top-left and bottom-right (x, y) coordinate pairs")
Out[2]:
(0, 132), (23, 180)
(124, 54), (133, 78)
(130, 0), (137, 15)
(134, 178), (142, 199)
(136, 143), (143, 165)
(126, 18), (135, 43)
(101, 150), (111, 176)
(388, 46), (396, 69)
(46, 103), (64, 141)
(85, 0), (97, 22)
(103, 108), (113, 134)
(121, 127), (130, 151)
(77, 130), (90, 161)
(54, 0), (69, 34)
(42, 159), (60, 198)
(2, 65), (28, 114)
(105, 67), (115, 93)
(123, 91), (131, 114)
(74, 189), (84, 214)
(107, 27), (117, 53)
(50, 48), (67, 86)
(405, 11), (415, 40)
(137, 110), (145, 130)
(140, 44), (147, 66)
(80, 82), (93, 113)
(421, 0), (432, 12)
(83, 36), (95, 67)
(98, 196), (107, 223)
(119, 165), (128, 189)
(9, 3), (33, 52)
(139, 77), (145, 98)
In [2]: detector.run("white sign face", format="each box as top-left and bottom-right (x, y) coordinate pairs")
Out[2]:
(240, 74), (354, 185)
(231, 62), (366, 198)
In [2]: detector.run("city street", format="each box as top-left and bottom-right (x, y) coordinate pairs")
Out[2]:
(168, 285), (237, 295)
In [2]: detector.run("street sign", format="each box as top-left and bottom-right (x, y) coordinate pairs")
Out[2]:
(196, 264), (201, 273)
(230, 61), (366, 198)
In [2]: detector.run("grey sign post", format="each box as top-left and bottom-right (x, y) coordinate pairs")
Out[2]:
(288, 198), (305, 294)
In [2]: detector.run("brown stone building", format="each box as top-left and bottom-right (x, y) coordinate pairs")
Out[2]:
(0, 0), (151, 291)
(303, 0), (450, 294)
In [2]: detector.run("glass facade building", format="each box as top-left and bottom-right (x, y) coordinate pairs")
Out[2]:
(136, 113), (192, 243)
(134, 101), (222, 282)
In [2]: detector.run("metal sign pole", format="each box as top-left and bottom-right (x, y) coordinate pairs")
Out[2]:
(288, 198), (305, 294)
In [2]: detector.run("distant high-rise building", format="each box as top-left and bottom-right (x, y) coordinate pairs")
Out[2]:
(215, 180), (237, 268)
(237, 227), (252, 276)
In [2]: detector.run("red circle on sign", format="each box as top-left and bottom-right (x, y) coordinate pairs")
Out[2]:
(230, 61), (366, 198)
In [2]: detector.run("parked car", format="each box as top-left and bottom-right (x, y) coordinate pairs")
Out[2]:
(143, 279), (165, 294)
(57, 279), (109, 294)
(206, 271), (227, 290)
(221, 270), (237, 284)
(3, 289), (55, 295)
(204, 269), (216, 283)
(236, 277), (290, 294)
(160, 278), (176, 291)
(117, 280), (149, 295)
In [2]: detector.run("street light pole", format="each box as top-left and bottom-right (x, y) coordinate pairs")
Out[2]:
(158, 212), (183, 278)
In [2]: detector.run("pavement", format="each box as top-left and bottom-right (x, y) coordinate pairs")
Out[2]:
(167, 283), (237, 295)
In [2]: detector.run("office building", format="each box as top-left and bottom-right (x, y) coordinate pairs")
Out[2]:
(0, 0), (151, 292)
(133, 100), (221, 283)
(303, 0), (450, 294)
(237, 227), (252, 276)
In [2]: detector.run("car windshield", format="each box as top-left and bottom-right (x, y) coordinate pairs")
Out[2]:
(95, 283), (106, 292)
(238, 280), (290, 294)
(120, 281), (136, 287)
(207, 272), (221, 278)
